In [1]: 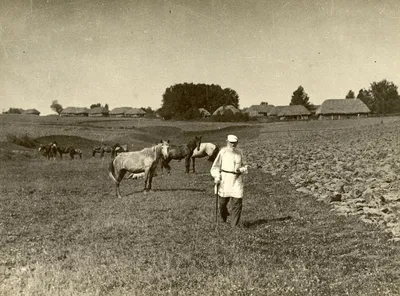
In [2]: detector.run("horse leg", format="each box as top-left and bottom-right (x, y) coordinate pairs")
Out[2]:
(115, 169), (126, 198)
(192, 157), (196, 173)
(185, 156), (191, 173)
(143, 168), (151, 192)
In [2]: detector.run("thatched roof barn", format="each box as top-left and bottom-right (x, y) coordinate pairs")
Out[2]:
(268, 106), (286, 116)
(244, 104), (275, 117)
(109, 107), (133, 117)
(198, 108), (211, 117)
(316, 99), (370, 120)
(61, 107), (89, 117)
(23, 109), (40, 115)
(89, 107), (109, 117)
(212, 105), (240, 116)
(125, 108), (146, 118)
(277, 105), (311, 120)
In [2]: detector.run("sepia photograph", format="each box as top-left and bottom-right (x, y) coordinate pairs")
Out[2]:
(1, 0), (400, 295)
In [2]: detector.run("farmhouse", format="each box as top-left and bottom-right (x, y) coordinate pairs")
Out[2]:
(267, 106), (286, 117)
(109, 107), (133, 117)
(125, 108), (146, 118)
(244, 104), (275, 117)
(89, 107), (109, 117)
(198, 108), (211, 118)
(22, 109), (40, 115)
(316, 99), (370, 120)
(277, 105), (311, 120)
(212, 105), (240, 116)
(61, 107), (89, 117)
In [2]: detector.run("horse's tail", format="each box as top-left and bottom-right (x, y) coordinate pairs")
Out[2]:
(108, 159), (118, 184)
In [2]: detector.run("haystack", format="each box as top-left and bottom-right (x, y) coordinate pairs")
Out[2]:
(212, 105), (240, 116)
(198, 108), (211, 117)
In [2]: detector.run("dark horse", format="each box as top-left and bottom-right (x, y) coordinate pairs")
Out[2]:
(110, 143), (129, 159)
(38, 141), (58, 160)
(162, 136), (201, 174)
(58, 146), (83, 159)
(108, 140), (170, 198)
(92, 144), (113, 158)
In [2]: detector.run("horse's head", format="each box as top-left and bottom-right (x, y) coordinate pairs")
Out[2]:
(195, 136), (202, 151)
(160, 139), (170, 159)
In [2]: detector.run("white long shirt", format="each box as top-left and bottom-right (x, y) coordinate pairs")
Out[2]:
(210, 146), (246, 198)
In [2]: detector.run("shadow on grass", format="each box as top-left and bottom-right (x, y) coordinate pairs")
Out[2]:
(155, 188), (206, 192)
(242, 216), (292, 228)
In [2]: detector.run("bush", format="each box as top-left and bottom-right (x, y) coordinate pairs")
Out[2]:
(6, 133), (38, 148)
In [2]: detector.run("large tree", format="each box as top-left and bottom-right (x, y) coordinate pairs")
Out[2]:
(159, 83), (240, 120)
(345, 90), (355, 99)
(50, 100), (63, 115)
(357, 88), (375, 113)
(369, 79), (400, 114)
(290, 86), (312, 110)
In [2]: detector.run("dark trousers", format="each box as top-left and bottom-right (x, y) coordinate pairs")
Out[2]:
(219, 196), (242, 227)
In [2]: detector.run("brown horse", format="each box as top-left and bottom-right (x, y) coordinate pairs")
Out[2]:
(58, 146), (82, 159)
(92, 144), (113, 158)
(111, 143), (129, 159)
(38, 141), (58, 160)
(108, 140), (170, 198)
(161, 136), (201, 174)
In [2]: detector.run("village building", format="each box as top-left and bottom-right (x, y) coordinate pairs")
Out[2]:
(22, 109), (40, 116)
(316, 99), (370, 120)
(277, 105), (311, 120)
(267, 106), (286, 117)
(109, 107), (134, 117)
(244, 104), (275, 117)
(198, 108), (211, 118)
(60, 107), (89, 117)
(212, 105), (241, 116)
(89, 107), (109, 117)
(125, 108), (146, 118)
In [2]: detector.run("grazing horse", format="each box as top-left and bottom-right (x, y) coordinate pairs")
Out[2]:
(162, 136), (201, 174)
(38, 141), (58, 160)
(111, 143), (129, 159)
(191, 142), (220, 173)
(108, 140), (170, 198)
(58, 146), (82, 159)
(92, 144), (113, 158)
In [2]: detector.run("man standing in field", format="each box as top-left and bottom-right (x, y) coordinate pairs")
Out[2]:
(210, 135), (248, 227)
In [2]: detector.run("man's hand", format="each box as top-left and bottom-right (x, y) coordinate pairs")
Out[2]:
(214, 178), (221, 185)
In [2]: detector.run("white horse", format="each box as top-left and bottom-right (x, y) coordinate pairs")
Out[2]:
(191, 142), (220, 173)
(108, 140), (170, 198)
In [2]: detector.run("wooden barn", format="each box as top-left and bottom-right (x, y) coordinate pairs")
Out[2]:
(277, 105), (311, 120)
(60, 107), (89, 117)
(212, 105), (240, 116)
(89, 107), (109, 117)
(22, 109), (40, 116)
(125, 108), (146, 118)
(316, 99), (370, 120)
(109, 107), (133, 117)
(244, 104), (275, 117)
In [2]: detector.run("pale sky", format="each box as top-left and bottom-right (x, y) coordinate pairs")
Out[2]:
(0, 0), (399, 115)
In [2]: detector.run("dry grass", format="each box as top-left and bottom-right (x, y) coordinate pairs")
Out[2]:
(0, 116), (399, 295)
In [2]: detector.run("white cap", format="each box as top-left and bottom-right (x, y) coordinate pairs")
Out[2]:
(227, 134), (238, 142)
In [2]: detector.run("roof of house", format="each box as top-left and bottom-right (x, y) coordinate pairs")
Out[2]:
(109, 107), (134, 115)
(212, 105), (240, 116)
(268, 105), (287, 116)
(316, 99), (371, 115)
(245, 104), (275, 114)
(23, 109), (40, 115)
(89, 107), (109, 114)
(125, 108), (146, 115)
(61, 107), (90, 114)
(277, 105), (311, 116)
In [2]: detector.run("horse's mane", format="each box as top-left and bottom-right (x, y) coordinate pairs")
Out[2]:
(140, 143), (162, 158)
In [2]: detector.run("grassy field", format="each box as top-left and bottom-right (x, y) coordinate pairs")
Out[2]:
(0, 115), (399, 295)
